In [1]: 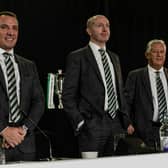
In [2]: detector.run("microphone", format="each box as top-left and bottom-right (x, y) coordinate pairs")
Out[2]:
(21, 110), (55, 161)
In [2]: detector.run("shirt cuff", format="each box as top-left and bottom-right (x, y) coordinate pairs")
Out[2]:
(76, 120), (84, 131)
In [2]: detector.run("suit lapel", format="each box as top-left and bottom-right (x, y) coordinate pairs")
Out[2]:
(164, 68), (168, 80)
(142, 67), (153, 103)
(85, 45), (104, 85)
(107, 50), (120, 84)
(14, 55), (24, 108)
(0, 66), (7, 95)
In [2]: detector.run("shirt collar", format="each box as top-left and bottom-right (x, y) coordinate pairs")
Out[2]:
(0, 48), (14, 57)
(89, 41), (106, 51)
(0, 49), (14, 63)
(148, 64), (164, 73)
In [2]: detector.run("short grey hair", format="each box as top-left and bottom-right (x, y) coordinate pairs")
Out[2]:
(86, 15), (108, 28)
(146, 39), (166, 53)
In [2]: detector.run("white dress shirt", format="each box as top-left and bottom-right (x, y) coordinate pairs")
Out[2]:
(148, 65), (168, 121)
(89, 41), (118, 111)
(0, 48), (20, 104)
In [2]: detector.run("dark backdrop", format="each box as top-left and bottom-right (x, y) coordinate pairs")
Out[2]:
(0, 0), (168, 159)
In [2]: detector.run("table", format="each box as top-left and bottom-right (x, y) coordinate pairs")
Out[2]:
(0, 153), (167, 168)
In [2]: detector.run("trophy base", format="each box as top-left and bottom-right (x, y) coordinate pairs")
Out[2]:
(58, 105), (63, 109)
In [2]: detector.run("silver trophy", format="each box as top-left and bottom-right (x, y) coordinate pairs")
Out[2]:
(55, 69), (64, 109)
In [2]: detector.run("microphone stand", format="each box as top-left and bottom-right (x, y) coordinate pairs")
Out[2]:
(21, 110), (56, 161)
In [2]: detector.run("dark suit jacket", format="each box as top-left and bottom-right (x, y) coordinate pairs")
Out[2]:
(0, 54), (45, 153)
(124, 66), (168, 141)
(62, 45), (131, 134)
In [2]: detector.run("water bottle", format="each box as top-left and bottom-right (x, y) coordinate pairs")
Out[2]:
(0, 138), (6, 164)
(159, 120), (168, 152)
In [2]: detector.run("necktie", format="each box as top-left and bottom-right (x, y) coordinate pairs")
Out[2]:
(3, 52), (21, 123)
(155, 71), (167, 123)
(99, 49), (117, 118)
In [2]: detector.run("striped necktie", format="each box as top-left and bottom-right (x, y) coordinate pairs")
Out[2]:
(99, 49), (117, 118)
(155, 71), (167, 123)
(3, 52), (21, 123)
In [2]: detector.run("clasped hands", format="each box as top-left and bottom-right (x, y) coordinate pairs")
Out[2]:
(1, 126), (27, 148)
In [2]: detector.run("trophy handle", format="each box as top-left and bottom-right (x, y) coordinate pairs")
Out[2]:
(55, 69), (64, 109)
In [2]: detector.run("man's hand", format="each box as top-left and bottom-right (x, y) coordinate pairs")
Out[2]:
(1, 126), (26, 148)
(127, 124), (135, 135)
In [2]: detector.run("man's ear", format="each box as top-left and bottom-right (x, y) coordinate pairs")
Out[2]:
(145, 52), (149, 59)
(86, 28), (91, 36)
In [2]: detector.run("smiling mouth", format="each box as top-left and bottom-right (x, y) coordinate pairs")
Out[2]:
(6, 37), (15, 41)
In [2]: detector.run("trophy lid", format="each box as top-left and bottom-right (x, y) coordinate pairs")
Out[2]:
(58, 69), (62, 74)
